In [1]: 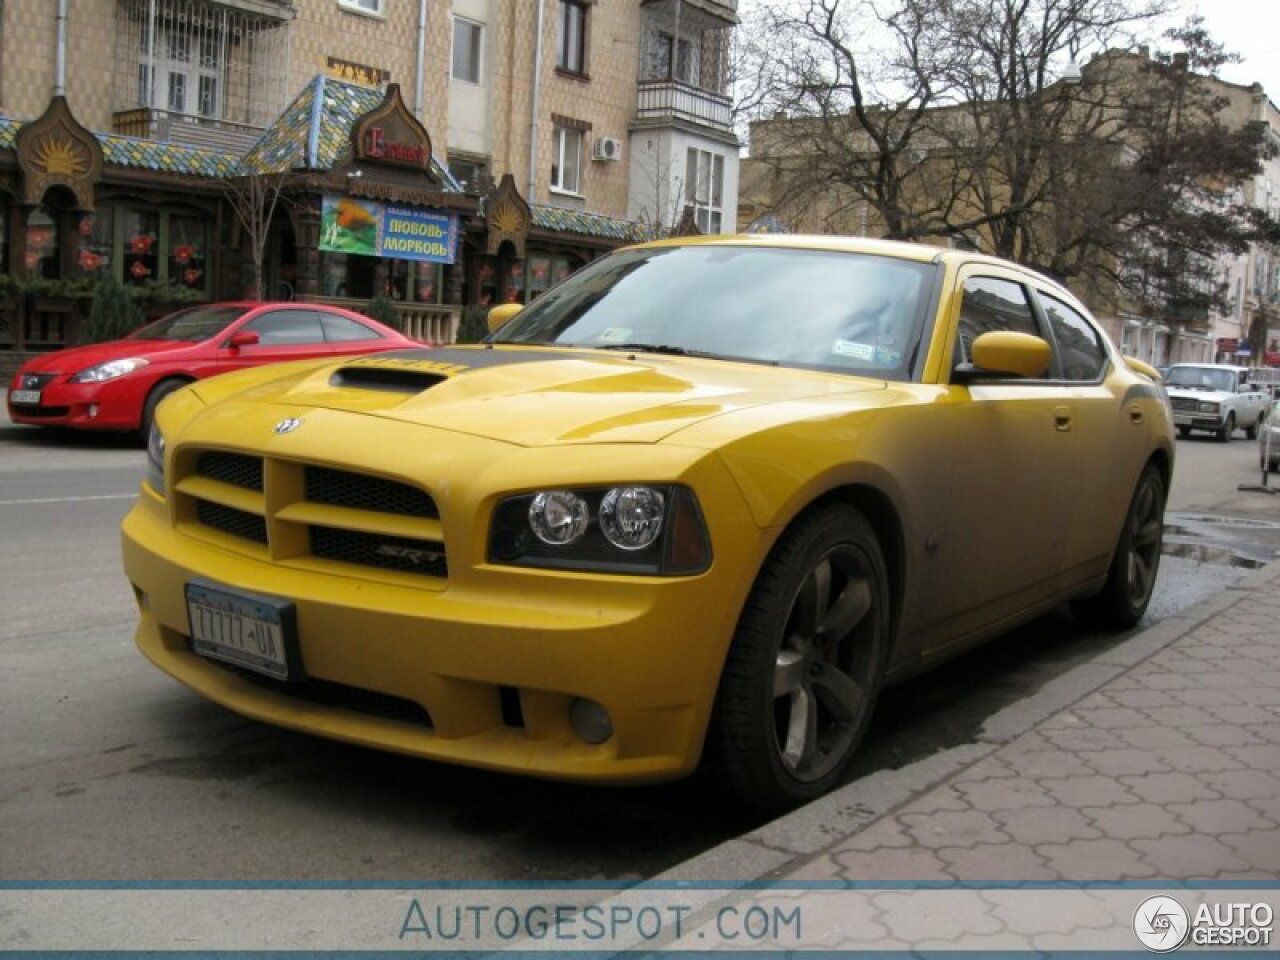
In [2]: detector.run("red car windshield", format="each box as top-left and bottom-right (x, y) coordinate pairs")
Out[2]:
(129, 305), (250, 342)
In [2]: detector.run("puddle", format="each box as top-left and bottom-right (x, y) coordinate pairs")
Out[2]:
(1168, 513), (1280, 530)
(1161, 539), (1268, 569)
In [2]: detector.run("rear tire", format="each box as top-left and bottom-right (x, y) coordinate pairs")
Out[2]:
(1246, 416), (1260, 441)
(1177, 426), (1191, 439)
(1071, 464), (1166, 630)
(140, 379), (188, 442)
(1217, 413), (1235, 443)
(709, 505), (890, 812)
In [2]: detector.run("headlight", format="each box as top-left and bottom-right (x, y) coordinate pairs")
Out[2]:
(600, 486), (665, 550)
(1197, 401), (1219, 414)
(69, 357), (149, 383)
(145, 423), (165, 495)
(491, 485), (710, 575)
(528, 490), (590, 545)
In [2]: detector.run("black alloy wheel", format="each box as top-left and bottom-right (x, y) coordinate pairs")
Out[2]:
(710, 505), (889, 811)
(1071, 463), (1166, 630)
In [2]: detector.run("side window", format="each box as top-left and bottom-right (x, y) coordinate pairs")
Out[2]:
(322, 313), (382, 343)
(243, 310), (326, 345)
(1040, 293), (1106, 381)
(956, 276), (1038, 365)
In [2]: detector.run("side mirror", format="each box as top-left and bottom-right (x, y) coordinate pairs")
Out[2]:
(227, 330), (260, 349)
(487, 303), (524, 334)
(955, 331), (1051, 382)
(1123, 356), (1162, 382)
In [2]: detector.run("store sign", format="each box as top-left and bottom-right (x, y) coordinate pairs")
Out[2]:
(320, 195), (458, 264)
(351, 84), (433, 174)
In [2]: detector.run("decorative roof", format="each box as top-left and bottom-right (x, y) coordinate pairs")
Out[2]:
(530, 204), (664, 243)
(0, 115), (237, 177)
(236, 76), (462, 188)
(99, 133), (238, 178)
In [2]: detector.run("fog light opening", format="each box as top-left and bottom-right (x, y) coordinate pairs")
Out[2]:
(569, 697), (613, 744)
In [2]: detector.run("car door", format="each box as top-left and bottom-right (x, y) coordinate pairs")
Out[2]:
(921, 269), (1079, 649)
(1030, 287), (1142, 584)
(218, 309), (332, 373)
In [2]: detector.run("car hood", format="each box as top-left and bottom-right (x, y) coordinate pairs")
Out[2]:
(18, 338), (196, 375)
(1165, 385), (1231, 402)
(204, 345), (886, 446)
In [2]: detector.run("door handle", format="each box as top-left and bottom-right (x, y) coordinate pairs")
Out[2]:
(1053, 405), (1072, 431)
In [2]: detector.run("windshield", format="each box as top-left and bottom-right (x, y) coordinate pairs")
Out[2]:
(1166, 366), (1237, 392)
(492, 245), (938, 380)
(129, 305), (250, 342)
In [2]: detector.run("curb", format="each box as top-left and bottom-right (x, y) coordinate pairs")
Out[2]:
(660, 560), (1280, 882)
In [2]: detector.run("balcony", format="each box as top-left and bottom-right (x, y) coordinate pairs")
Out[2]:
(635, 80), (734, 136)
(111, 108), (264, 154)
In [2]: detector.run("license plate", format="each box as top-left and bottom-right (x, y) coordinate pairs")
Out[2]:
(10, 389), (40, 404)
(185, 580), (299, 681)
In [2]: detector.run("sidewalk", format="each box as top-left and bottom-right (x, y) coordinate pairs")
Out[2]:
(666, 559), (1280, 884)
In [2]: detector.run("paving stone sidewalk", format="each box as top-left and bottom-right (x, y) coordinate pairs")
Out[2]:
(667, 560), (1280, 884)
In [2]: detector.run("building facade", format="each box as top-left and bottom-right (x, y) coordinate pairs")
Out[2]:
(0, 0), (739, 361)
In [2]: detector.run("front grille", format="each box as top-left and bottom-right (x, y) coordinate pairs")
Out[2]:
(10, 404), (69, 416)
(1170, 396), (1198, 412)
(306, 466), (438, 518)
(197, 500), (268, 544)
(180, 448), (448, 580)
(311, 526), (448, 578)
(212, 660), (433, 729)
(17, 373), (57, 391)
(197, 451), (263, 491)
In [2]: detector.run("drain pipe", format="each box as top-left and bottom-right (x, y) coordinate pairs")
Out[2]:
(528, 0), (546, 199)
(414, 0), (427, 121)
(53, 0), (68, 96)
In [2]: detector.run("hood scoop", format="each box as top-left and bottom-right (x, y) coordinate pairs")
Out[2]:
(329, 365), (448, 394)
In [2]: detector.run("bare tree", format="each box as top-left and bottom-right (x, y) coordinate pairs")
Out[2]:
(218, 171), (301, 299)
(738, 0), (1278, 321)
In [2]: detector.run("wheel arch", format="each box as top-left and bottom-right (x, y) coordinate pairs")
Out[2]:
(773, 482), (907, 656)
(140, 374), (197, 431)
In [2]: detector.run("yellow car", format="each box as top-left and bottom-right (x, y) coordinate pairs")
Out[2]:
(121, 235), (1174, 809)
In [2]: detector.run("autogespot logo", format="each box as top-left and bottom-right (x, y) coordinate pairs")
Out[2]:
(1134, 895), (1190, 953)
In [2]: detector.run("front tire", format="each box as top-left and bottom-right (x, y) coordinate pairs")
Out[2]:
(1217, 413), (1235, 443)
(1177, 426), (1191, 439)
(710, 505), (890, 811)
(140, 378), (188, 441)
(1071, 464), (1165, 630)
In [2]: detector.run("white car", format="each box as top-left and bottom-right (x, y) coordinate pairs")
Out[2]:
(1260, 400), (1280, 472)
(1164, 363), (1270, 442)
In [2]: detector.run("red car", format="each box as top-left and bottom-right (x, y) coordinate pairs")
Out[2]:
(7, 301), (420, 436)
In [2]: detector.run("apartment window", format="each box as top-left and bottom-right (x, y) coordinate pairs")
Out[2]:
(448, 156), (489, 193)
(452, 17), (483, 84)
(138, 20), (222, 119)
(551, 126), (583, 194)
(557, 0), (587, 74)
(338, 0), (384, 14)
(658, 32), (694, 84)
(685, 148), (724, 233)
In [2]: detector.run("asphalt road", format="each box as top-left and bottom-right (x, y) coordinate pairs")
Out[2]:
(0, 411), (1272, 881)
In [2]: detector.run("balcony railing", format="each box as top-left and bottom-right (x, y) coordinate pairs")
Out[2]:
(636, 80), (733, 134)
(111, 108), (264, 154)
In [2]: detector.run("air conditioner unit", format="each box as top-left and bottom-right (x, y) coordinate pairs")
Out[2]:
(591, 136), (623, 162)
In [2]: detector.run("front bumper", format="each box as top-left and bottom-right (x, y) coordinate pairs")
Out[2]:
(1171, 411), (1224, 430)
(8, 378), (142, 430)
(122, 466), (762, 784)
